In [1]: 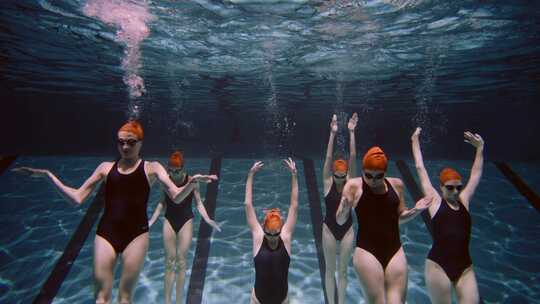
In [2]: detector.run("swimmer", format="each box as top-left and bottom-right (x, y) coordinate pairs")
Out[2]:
(336, 146), (433, 304)
(322, 113), (358, 304)
(148, 151), (221, 304)
(245, 158), (298, 304)
(411, 128), (483, 304)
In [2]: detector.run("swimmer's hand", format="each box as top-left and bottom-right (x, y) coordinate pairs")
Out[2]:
(207, 219), (222, 232)
(12, 167), (49, 178)
(348, 112), (358, 132)
(343, 196), (353, 209)
(249, 161), (264, 175)
(283, 158), (297, 175)
(337, 194), (354, 225)
(411, 127), (421, 142)
(415, 195), (433, 211)
(330, 114), (338, 134)
(191, 174), (218, 183)
(464, 131), (484, 149)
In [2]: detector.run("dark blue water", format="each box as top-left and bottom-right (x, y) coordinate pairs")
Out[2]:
(1, 0), (539, 159)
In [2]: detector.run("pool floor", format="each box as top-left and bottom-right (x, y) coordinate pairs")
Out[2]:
(0, 156), (538, 303)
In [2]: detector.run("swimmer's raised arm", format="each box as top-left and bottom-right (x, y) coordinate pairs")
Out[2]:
(245, 161), (264, 235)
(282, 158), (298, 238)
(323, 114), (338, 192)
(411, 127), (438, 199)
(460, 131), (484, 206)
(149, 161), (217, 204)
(348, 112), (358, 178)
(12, 162), (110, 205)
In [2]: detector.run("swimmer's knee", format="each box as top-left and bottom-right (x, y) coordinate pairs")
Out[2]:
(386, 289), (406, 304)
(165, 257), (176, 272)
(362, 287), (385, 304)
(337, 266), (348, 280)
(94, 283), (112, 303)
(364, 294), (384, 304)
(176, 257), (187, 272)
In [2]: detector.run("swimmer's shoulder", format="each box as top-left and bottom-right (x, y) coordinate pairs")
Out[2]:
(82, 162), (114, 182)
(96, 161), (114, 175)
(387, 177), (404, 188)
(346, 176), (363, 188)
(143, 160), (168, 176)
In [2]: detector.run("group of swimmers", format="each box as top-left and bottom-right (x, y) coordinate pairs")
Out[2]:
(322, 114), (483, 304)
(13, 114), (484, 304)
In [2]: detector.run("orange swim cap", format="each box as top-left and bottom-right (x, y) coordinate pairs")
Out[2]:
(263, 208), (283, 231)
(333, 159), (348, 173)
(169, 151), (184, 168)
(362, 146), (388, 171)
(118, 120), (144, 140)
(439, 168), (462, 185)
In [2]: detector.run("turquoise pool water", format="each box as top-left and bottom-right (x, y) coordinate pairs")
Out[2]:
(1, 156), (538, 303)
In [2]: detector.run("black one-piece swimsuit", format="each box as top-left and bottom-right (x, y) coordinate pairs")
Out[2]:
(164, 175), (195, 233)
(427, 199), (472, 282)
(96, 160), (150, 253)
(354, 178), (401, 270)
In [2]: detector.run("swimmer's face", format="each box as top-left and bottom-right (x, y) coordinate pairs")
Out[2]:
(264, 226), (281, 241)
(168, 166), (185, 183)
(440, 180), (463, 202)
(363, 169), (385, 188)
(117, 131), (142, 159)
(333, 170), (347, 184)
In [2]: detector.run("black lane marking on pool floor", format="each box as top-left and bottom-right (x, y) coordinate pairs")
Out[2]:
(186, 156), (222, 304)
(33, 185), (105, 304)
(302, 157), (335, 304)
(0, 155), (18, 176)
(495, 162), (540, 213)
(395, 160), (485, 304)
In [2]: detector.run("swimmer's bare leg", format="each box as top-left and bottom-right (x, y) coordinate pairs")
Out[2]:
(455, 267), (480, 304)
(118, 233), (149, 304)
(163, 219), (177, 304)
(322, 224), (337, 304)
(175, 219), (193, 304)
(94, 235), (117, 304)
(353, 247), (385, 304)
(337, 227), (354, 304)
(425, 259), (452, 304)
(384, 247), (408, 304)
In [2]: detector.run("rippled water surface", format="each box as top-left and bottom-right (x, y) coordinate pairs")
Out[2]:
(1, 0), (539, 158)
